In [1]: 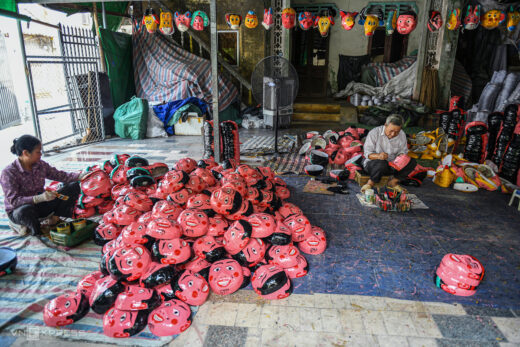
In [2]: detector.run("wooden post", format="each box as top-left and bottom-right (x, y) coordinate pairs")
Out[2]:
(92, 3), (106, 73)
(210, 0), (220, 163)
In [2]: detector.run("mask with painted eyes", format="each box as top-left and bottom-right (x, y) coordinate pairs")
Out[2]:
(299, 226), (327, 255)
(97, 199), (115, 214)
(145, 217), (182, 240)
(267, 221), (293, 245)
(178, 255), (212, 280)
(77, 271), (104, 299)
(262, 7), (273, 29)
(186, 193), (213, 213)
(446, 8), (461, 30)
(223, 220), (252, 255)
(152, 238), (191, 265)
(89, 276), (125, 314)
(507, 6), (520, 31)
(166, 188), (191, 206)
(317, 16), (334, 37)
(151, 200), (183, 220)
(81, 170), (112, 197)
(225, 13), (242, 29)
(210, 187), (243, 215)
(208, 259), (244, 295)
(298, 11), (314, 30)
(115, 285), (161, 311)
(232, 238), (267, 267)
(275, 186), (290, 200)
(359, 14), (383, 36)
(121, 222), (149, 246)
(137, 211), (153, 224)
(110, 165), (130, 185)
(226, 199), (254, 221)
(108, 244), (152, 282)
(207, 215), (229, 237)
(265, 243), (300, 268)
(175, 158), (198, 173)
(248, 213), (276, 238)
(193, 168), (216, 187)
(282, 8), (296, 29)
(172, 270), (210, 306)
(185, 175), (207, 194)
(278, 202), (303, 219)
(428, 11), (443, 32)
(44, 291), (90, 327)
(253, 203), (268, 214)
(112, 204), (141, 226)
(463, 5), (480, 30)
(259, 189), (275, 207)
(174, 11), (191, 32)
(481, 9), (505, 30)
(94, 222), (122, 246)
(339, 10), (358, 30)
(140, 261), (177, 288)
(251, 264), (292, 300)
(222, 180), (247, 197)
(148, 299), (192, 336)
(245, 10), (258, 28)
(246, 187), (263, 205)
(159, 170), (190, 195)
(396, 12), (417, 34)
(284, 254), (309, 279)
(284, 214), (311, 242)
(258, 166), (275, 181)
(122, 191), (153, 212)
(177, 209), (209, 237)
(103, 307), (149, 338)
(193, 235), (226, 262)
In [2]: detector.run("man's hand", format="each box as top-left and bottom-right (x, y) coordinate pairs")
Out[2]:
(33, 190), (57, 204)
(378, 152), (389, 160)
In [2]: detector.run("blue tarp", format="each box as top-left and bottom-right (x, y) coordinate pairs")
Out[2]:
(153, 97), (207, 135)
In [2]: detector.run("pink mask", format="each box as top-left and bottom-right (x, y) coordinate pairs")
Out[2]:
(284, 254), (309, 278)
(268, 221), (293, 245)
(246, 187), (263, 205)
(284, 214), (311, 242)
(113, 204), (141, 226)
(226, 200), (254, 221)
(44, 291), (90, 327)
(175, 158), (197, 173)
(248, 213), (276, 238)
(209, 259), (244, 295)
(167, 188), (191, 206)
(103, 307), (149, 338)
(123, 191), (153, 212)
(396, 13), (417, 35)
(192, 168), (216, 187)
(340, 10), (358, 30)
(81, 170), (112, 197)
(148, 299), (192, 336)
(275, 186), (290, 200)
(110, 165), (129, 185)
(258, 166), (274, 180)
(210, 187), (243, 215)
(137, 211), (153, 224)
(159, 170), (189, 194)
(232, 238), (266, 267)
(185, 175), (207, 193)
(115, 285), (161, 311)
(464, 5), (480, 30)
(266, 243), (300, 268)
(282, 8), (296, 29)
(174, 11), (191, 32)
(89, 276), (125, 314)
(140, 261), (177, 288)
(146, 217), (182, 240)
(251, 264), (292, 300)
(74, 206), (95, 219)
(299, 226), (327, 255)
(187, 193), (213, 211)
(262, 7), (273, 29)
(121, 222), (148, 246)
(173, 270), (210, 306)
(108, 244), (152, 282)
(177, 209), (209, 237)
(223, 220), (252, 255)
(298, 11), (314, 30)
(77, 271), (104, 299)
(222, 180), (247, 197)
(152, 238), (191, 265)
(97, 199), (115, 214)
(193, 235), (226, 262)
(207, 215), (229, 237)
(95, 222), (122, 245)
(279, 202), (303, 219)
(439, 254), (484, 281)
(178, 255), (211, 280)
(152, 200), (183, 220)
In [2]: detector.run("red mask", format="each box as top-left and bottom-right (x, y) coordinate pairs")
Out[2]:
(140, 261), (177, 288)
(103, 307), (149, 338)
(299, 226), (327, 255)
(207, 215), (229, 237)
(284, 214), (311, 242)
(258, 166), (275, 181)
(193, 168), (216, 187)
(208, 259), (244, 295)
(108, 244), (152, 282)
(175, 158), (197, 173)
(251, 264), (292, 300)
(89, 276), (125, 314)
(152, 200), (183, 220)
(232, 238), (266, 267)
(95, 222), (122, 245)
(123, 191), (153, 212)
(210, 187), (243, 215)
(152, 238), (191, 265)
(185, 175), (207, 193)
(397, 13), (417, 35)
(174, 11), (191, 32)
(115, 285), (161, 311)
(148, 299), (192, 336)
(298, 11), (314, 30)
(268, 221), (293, 245)
(146, 218), (182, 240)
(282, 8), (296, 29)
(223, 220), (252, 255)
(275, 186), (290, 200)
(159, 170), (189, 194)
(248, 213), (276, 238)
(137, 211), (153, 224)
(193, 235), (226, 262)
(121, 222), (148, 246)
(246, 187), (263, 205)
(222, 180), (247, 197)
(167, 188), (191, 206)
(96, 199), (115, 214)
(177, 209), (209, 237)
(110, 165), (129, 185)
(187, 193), (212, 211)
(266, 243), (300, 268)
(112, 204), (141, 226)
(262, 7), (273, 29)
(178, 255), (211, 279)
(173, 270), (210, 306)
(279, 202), (303, 219)
(81, 170), (112, 197)
(44, 291), (90, 327)
(77, 271), (104, 299)
(284, 254), (309, 278)
(428, 11), (443, 32)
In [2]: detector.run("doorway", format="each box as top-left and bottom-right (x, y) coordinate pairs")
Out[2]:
(368, 27), (408, 63)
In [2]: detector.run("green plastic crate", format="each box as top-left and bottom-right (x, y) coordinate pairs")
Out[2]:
(50, 220), (97, 247)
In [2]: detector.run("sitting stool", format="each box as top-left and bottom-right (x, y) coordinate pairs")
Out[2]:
(355, 170), (390, 188)
(509, 189), (520, 211)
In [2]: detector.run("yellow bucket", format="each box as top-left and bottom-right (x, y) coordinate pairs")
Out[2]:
(56, 222), (71, 234)
(72, 219), (87, 231)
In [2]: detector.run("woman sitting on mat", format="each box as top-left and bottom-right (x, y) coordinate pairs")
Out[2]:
(0, 135), (86, 236)
(361, 114), (417, 193)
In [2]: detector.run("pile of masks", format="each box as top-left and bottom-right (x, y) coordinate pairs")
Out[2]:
(299, 127), (368, 179)
(490, 104), (520, 185)
(435, 253), (484, 296)
(43, 154), (327, 338)
(408, 128), (450, 160)
(203, 120), (240, 164)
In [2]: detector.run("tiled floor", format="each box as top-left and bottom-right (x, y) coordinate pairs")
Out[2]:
(1, 130), (519, 347)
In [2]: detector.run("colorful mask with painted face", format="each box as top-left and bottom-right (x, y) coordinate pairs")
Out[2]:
(152, 238), (191, 265)
(463, 5), (480, 30)
(428, 11), (443, 32)
(284, 254), (309, 279)
(397, 11), (417, 34)
(232, 238), (267, 267)
(185, 175), (207, 194)
(191, 10), (209, 31)
(95, 222), (121, 246)
(282, 8), (296, 29)
(298, 11), (314, 30)
(223, 219), (252, 255)
(113, 204), (141, 226)
(140, 261), (177, 288)
(284, 214), (311, 242)
(208, 259), (244, 295)
(339, 10), (358, 30)
(159, 10), (174, 35)
(174, 11), (191, 32)
(266, 243), (300, 268)
(44, 291), (90, 327)
(108, 244), (152, 282)
(81, 170), (111, 197)
(152, 200), (183, 221)
(103, 307), (149, 338)
(317, 16), (334, 37)
(177, 209), (209, 237)
(507, 6), (520, 31)
(142, 8), (159, 34)
(207, 215), (228, 237)
(262, 7), (274, 29)
(359, 14), (383, 36)
(252, 264), (292, 300)
(222, 179), (247, 197)
(210, 186), (243, 215)
(89, 277), (125, 314)
(146, 218), (182, 240)
(178, 256), (212, 280)
(185, 192), (211, 212)
(245, 11), (258, 28)
(115, 285), (161, 311)
(148, 299), (192, 336)
(445, 8), (461, 30)
(248, 213), (276, 238)
(121, 222), (149, 246)
(193, 235), (226, 262)
(160, 170), (190, 194)
(481, 10), (505, 30)
(172, 270), (210, 306)
(137, 211), (153, 225)
(167, 188), (191, 206)
(279, 202), (303, 219)
(193, 168), (216, 187)
(268, 221), (293, 245)
(123, 191), (153, 212)
(77, 271), (104, 299)
(299, 226), (327, 255)
(385, 10), (397, 35)
(225, 13), (242, 29)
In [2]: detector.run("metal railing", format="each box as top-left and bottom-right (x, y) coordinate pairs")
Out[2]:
(0, 33), (21, 130)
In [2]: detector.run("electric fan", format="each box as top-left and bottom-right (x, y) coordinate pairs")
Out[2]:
(251, 55), (299, 153)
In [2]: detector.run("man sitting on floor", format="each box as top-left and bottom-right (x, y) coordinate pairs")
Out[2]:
(361, 114), (416, 193)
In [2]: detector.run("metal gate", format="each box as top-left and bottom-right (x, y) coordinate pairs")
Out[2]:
(0, 32), (21, 130)
(25, 24), (105, 153)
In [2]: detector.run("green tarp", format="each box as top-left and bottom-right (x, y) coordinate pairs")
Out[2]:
(0, 1), (16, 13)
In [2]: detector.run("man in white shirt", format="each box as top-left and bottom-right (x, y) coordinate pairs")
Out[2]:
(361, 114), (416, 192)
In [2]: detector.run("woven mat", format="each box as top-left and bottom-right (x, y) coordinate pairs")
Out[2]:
(240, 135), (297, 155)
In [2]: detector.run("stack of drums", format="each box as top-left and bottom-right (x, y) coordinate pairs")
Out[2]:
(435, 254), (484, 296)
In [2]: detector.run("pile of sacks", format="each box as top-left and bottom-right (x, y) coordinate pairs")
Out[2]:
(435, 253), (484, 296)
(43, 155), (327, 339)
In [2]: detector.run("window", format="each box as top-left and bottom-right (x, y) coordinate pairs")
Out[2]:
(218, 30), (239, 66)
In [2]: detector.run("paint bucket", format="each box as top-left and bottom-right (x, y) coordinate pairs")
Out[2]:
(364, 189), (375, 204)
(56, 222), (71, 234)
(72, 218), (87, 231)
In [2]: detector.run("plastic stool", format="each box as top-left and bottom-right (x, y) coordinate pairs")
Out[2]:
(509, 189), (520, 211)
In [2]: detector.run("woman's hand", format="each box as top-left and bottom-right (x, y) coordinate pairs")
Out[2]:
(33, 190), (57, 204)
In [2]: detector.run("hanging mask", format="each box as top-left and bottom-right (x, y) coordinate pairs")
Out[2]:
(174, 11), (191, 32)
(115, 285), (161, 311)
(152, 200), (183, 220)
(284, 254), (309, 279)
(397, 11), (417, 35)
(148, 299), (192, 336)
(77, 271), (104, 299)
(208, 259), (244, 295)
(282, 8), (296, 29)
(464, 5), (480, 30)
(385, 10), (397, 35)
(140, 261), (177, 288)
(266, 243), (301, 268)
(191, 10), (209, 31)
(108, 244), (152, 282)
(89, 277), (125, 314)
(284, 213), (311, 242)
(507, 6), (520, 31)
(172, 270), (210, 306)
(317, 16), (334, 37)
(44, 292), (90, 327)
(339, 10), (358, 30)
(225, 13), (242, 30)
(298, 11), (314, 30)
(262, 7), (274, 29)
(152, 238), (191, 265)
(193, 235), (226, 262)
(481, 10), (506, 30)
(177, 209), (209, 238)
(251, 264), (292, 300)
(245, 10), (259, 29)
(299, 226), (327, 255)
(232, 238), (267, 267)
(223, 219), (252, 255)
(248, 213), (276, 238)
(159, 10), (174, 35)
(359, 14), (384, 36)
(103, 307), (149, 338)
(428, 11), (443, 32)
(142, 8), (160, 34)
(146, 218), (182, 240)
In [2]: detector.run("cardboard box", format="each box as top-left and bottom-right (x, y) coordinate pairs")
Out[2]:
(174, 113), (204, 135)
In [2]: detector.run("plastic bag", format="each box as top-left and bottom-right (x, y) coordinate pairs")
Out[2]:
(146, 105), (168, 138)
